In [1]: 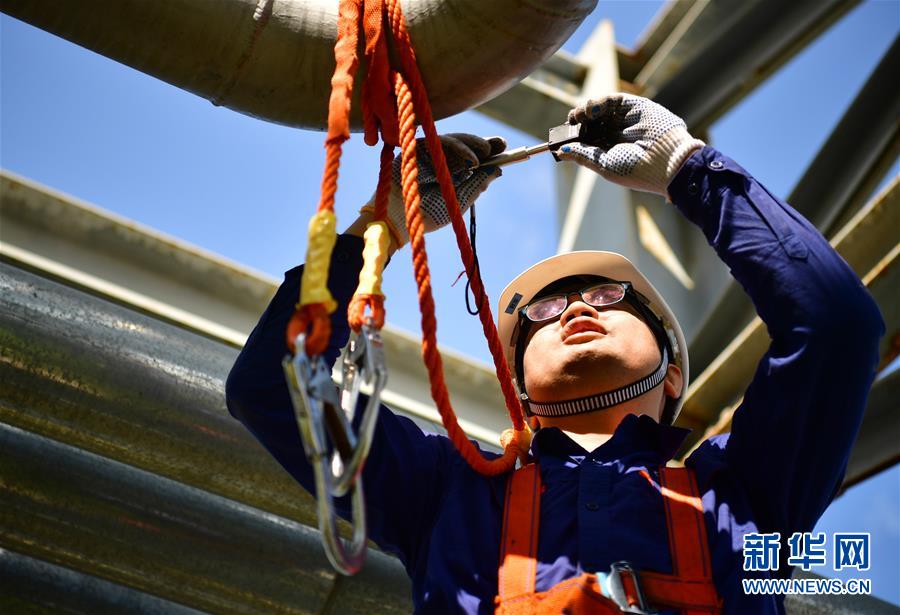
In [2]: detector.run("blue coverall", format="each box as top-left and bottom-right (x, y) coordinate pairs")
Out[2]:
(226, 147), (884, 613)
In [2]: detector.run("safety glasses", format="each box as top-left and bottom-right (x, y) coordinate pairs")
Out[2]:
(520, 281), (633, 323)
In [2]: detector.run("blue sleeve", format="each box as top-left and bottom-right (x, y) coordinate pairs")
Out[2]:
(225, 234), (453, 568)
(671, 147), (884, 538)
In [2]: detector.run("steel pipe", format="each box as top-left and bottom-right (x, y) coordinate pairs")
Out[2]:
(0, 262), (414, 612)
(0, 422), (412, 613)
(0, 549), (205, 615)
(0, 261), (321, 527)
(0, 0), (596, 130)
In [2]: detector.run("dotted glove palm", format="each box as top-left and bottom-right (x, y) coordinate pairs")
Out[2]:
(557, 93), (704, 197)
(364, 133), (506, 247)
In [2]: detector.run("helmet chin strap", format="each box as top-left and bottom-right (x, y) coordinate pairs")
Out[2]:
(523, 350), (669, 418)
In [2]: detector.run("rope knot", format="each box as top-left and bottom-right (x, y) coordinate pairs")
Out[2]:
(500, 427), (533, 466)
(286, 303), (332, 356)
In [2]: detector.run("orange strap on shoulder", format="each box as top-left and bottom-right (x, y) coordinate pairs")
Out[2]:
(498, 464), (542, 601)
(659, 466), (711, 578)
(644, 466), (721, 613)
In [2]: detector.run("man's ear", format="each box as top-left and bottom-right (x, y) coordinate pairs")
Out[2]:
(663, 364), (683, 399)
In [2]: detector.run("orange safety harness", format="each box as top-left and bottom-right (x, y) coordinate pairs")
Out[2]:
(285, 0), (530, 476)
(497, 465), (723, 614)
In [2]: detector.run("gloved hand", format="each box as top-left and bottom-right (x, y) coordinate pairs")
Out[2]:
(363, 133), (506, 247)
(557, 93), (704, 196)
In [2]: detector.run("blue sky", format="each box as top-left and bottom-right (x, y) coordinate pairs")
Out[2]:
(2, 0), (898, 604)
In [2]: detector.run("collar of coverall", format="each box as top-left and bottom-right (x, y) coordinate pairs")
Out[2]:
(531, 413), (690, 463)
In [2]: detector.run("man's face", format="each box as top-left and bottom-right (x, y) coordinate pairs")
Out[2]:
(521, 286), (662, 405)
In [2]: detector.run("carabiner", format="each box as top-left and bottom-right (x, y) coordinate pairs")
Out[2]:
(333, 322), (387, 497)
(283, 333), (368, 575)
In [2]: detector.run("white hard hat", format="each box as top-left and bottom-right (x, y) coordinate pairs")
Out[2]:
(497, 251), (689, 423)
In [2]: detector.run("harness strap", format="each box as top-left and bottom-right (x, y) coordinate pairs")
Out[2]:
(498, 463), (541, 599)
(498, 464), (722, 612)
(657, 466), (718, 613)
(637, 571), (721, 611)
(659, 466), (711, 577)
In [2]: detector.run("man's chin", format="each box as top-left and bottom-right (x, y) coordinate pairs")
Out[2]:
(525, 341), (643, 396)
(556, 352), (631, 388)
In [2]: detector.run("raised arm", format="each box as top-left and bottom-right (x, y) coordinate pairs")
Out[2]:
(668, 148), (883, 538)
(225, 134), (505, 565)
(225, 229), (445, 564)
(557, 93), (884, 540)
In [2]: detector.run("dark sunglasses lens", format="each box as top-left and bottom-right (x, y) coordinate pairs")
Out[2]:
(524, 296), (567, 321)
(582, 283), (626, 307)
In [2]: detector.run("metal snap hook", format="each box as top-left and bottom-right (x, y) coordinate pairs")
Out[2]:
(282, 332), (375, 575)
(333, 322), (388, 497)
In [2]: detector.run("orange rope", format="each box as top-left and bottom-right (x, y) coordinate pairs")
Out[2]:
(287, 0), (362, 356)
(393, 73), (521, 475)
(347, 0), (394, 333)
(294, 0), (528, 475)
(361, 0), (398, 147)
(384, 0), (527, 432)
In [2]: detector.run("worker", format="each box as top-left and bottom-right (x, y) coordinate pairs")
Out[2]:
(226, 94), (884, 613)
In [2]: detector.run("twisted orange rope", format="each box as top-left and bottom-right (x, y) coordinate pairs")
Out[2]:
(287, 0), (362, 355)
(384, 0), (528, 441)
(393, 73), (526, 474)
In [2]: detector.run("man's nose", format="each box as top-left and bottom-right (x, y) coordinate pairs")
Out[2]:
(560, 293), (599, 324)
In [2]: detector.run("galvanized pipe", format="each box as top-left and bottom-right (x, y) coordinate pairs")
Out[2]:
(0, 422), (412, 613)
(0, 262), (413, 612)
(0, 0), (597, 130)
(0, 549), (207, 614)
(0, 261), (316, 526)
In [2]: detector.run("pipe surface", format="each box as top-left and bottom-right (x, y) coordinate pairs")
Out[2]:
(0, 262), (414, 612)
(0, 0), (597, 130)
(0, 261), (318, 526)
(0, 422), (412, 613)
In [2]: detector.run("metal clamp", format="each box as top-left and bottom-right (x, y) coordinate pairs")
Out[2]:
(283, 331), (385, 575)
(603, 561), (657, 614)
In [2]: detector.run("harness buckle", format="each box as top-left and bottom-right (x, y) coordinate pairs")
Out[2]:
(604, 561), (657, 614)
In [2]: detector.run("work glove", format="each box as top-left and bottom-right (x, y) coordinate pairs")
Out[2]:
(557, 93), (704, 197)
(363, 133), (506, 247)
